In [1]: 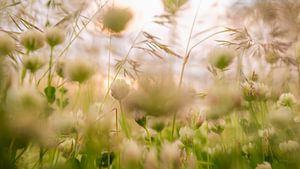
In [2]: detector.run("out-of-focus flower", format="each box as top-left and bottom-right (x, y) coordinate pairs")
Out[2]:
(20, 30), (44, 51)
(110, 79), (130, 101)
(242, 81), (270, 101)
(208, 47), (235, 71)
(65, 57), (95, 83)
(277, 93), (297, 107)
(100, 7), (133, 34)
(179, 126), (195, 145)
(270, 107), (292, 128)
(121, 140), (141, 168)
(208, 119), (226, 135)
(279, 140), (299, 153)
(205, 82), (242, 119)
(58, 138), (76, 158)
(126, 77), (191, 117)
(258, 127), (275, 138)
(242, 142), (254, 155)
(0, 33), (15, 56)
(23, 56), (46, 73)
(45, 27), (65, 47)
(255, 161), (272, 169)
(162, 0), (188, 15)
(160, 142), (181, 169)
(145, 148), (158, 169)
(148, 117), (166, 132)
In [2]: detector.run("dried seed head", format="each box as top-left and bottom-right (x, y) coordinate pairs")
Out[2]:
(101, 7), (133, 34)
(20, 30), (44, 51)
(265, 50), (279, 64)
(162, 0), (188, 15)
(65, 58), (95, 83)
(0, 33), (15, 56)
(110, 79), (130, 101)
(45, 27), (65, 47)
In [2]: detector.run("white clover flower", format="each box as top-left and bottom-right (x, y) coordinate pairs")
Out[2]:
(258, 128), (275, 138)
(255, 161), (272, 169)
(279, 140), (299, 153)
(45, 27), (65, 47)
(20, 30), (44, 51)
(65, 57), (95, 83)
(160, 142), (181, 168)
(179, 126), (195, 145)
(253, 82), (270, 100)
(121, 140), (141, 167)
(0, 33), (15, 56)
(277, 93), (297, 107)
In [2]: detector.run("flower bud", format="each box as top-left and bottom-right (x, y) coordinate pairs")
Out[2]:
(20, 30), (44, 51)
(110, 79), (130, 100)
(0, 33), (15, 56)
(45, 27), (65, 47)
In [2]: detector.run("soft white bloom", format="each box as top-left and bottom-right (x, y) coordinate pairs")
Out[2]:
(277, 93), (297, 107)
(258, 128), (275, 138)
(179, 126), (195, 145)
(255, 161), (272, 169)
(279, 140), (299, 153)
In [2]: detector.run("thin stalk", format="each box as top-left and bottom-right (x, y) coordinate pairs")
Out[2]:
(107, 34), (112, 90)
(47, 47), (54, 87)
(21, 50), (30, 85)
(118, 100), (131, 139)
(144, 127), (152, 145)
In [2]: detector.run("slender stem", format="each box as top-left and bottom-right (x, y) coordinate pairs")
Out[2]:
(171, 112), (177, 140)
(21, 50), (30, 85)
(107, 35), (112, 90)
(48, 47), (54, 87)
(145, 127), (152, 145)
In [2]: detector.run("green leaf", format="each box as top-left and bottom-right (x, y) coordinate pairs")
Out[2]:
(44, 86), (56, 103)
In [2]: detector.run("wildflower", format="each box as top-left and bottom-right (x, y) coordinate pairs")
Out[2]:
(20, 30), (44, 51)
(23, 56), (45, 73)
(110, 79), (130, 101)
(126, 77), (191, 117)
(277, 93), (297, 107)
(208, 119), (226, 135)
(208, 47), (235, 71)
(58, 138), (76, 158)
(270, 107), (292, 128)
(148, 117), (166, 132)
(279, 140), (299, 153)
(160, 142), (181, 169)
(65, 58), (95, 83)
(242, 81), (270, 101)
(0, 33), (15, 56)
(133, 111), (147, 128)
(145, 148), (158, 169)
(121, 140), (141, 168)
(255, 161), (272, 169)
(179, 126), (195, 145)
(162, 0), (188, 15)
(45, 27), (65, 47)
(206, 82), (242, 119)
(100, 7), (133, 34)
(258, 127), (275, 138)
